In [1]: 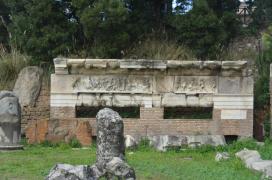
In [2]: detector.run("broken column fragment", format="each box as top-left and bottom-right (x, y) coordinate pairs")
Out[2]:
(47, 108), (136, 180)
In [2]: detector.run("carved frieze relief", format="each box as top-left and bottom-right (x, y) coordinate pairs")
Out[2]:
(73, 76), (152, 94)
(174, 76), (217, 93)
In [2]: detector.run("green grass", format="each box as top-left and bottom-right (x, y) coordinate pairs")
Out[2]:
(1, 139), (270, 180)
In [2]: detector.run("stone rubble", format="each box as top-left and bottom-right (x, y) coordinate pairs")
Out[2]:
(215, 152), (230, 162)
(236, 148), (272, 178)
(148, 135), (226, 151)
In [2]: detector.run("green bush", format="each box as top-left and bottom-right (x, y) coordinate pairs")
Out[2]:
(125, 38), (195, 60)
(0, 48), (30, 90)
(69, 137), (82, 148)
(137, 138), (151, 151)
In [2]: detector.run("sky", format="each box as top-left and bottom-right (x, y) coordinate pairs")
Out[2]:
(172, 0), (247, 11)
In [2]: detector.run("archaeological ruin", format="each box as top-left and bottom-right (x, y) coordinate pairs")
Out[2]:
(42, 58), (254, 146)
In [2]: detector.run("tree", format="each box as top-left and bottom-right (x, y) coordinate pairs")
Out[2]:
(72, 0), (130, 58)
(172, 0), (240, 59)
(0, 0), (11, 49)
(5, 0), (79, 61)
(249, 0), (272, 28)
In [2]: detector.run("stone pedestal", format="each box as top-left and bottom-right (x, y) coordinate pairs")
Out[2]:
(0, 91), (23, 150)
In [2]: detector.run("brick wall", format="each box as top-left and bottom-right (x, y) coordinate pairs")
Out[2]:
(23, 80), (50, 143)
(22, 81), (50, 133)
(48, 107), (253, 141)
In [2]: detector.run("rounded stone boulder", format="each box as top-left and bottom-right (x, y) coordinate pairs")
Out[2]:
(0, 91), (23, 150)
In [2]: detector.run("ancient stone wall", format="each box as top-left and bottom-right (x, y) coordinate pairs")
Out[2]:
(24, 82), (93, 145)
(48, 59), (254, 143)
(24, 80), (50, 143)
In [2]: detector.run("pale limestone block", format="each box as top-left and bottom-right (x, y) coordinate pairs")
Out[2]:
(142, 96), (152, 108)
(199, 94), (213, 107)
(221, 110), (247, 120)
(162, 93), (186, 107)
(54, 58), (68, 74)
(100, 94), (113, 106)
(79, 94), (99, 106)
(112, 95), (132, 107)
(218, 77), (241, 94)
(120, 59), (166, 69)
(241, 77), (254, 94)
(186, 95), (199, 107)
(203, 61), (221, 69)
(213, 95), (253, 109)
(180, 61), (202, 68)
(152, 95), (161, 107)
(222, 61), (247, 70)
(166, 60), (182, 68)
(155, 76), (174, 93)
(51, 93), (77, 107)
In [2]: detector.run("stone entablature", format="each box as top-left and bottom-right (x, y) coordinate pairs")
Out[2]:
(50, 58), (254, 140)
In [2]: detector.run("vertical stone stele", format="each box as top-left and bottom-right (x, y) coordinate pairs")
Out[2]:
(46, 108), (136, 180)
(0, 91), (23, 150)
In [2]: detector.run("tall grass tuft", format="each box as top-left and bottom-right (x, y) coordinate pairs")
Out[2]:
(125, 38), (196, 60)
(0, 47), (30, 90)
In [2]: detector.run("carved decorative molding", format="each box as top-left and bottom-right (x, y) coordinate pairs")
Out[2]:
(72, 76), (152, 94)
(174, 76), (217, 94)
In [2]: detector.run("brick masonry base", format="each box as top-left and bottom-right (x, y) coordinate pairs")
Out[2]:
(44, 107), (253, 145)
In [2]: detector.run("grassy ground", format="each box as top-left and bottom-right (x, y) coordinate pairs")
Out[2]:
(1, 139), (271, 180)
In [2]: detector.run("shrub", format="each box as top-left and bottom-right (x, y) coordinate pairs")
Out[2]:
(137, 138), (151, 151)
(125, 38), (196, 60)
(0, 47), (30, 90)
(69, 137), (82, 148)
(254, 26), (272, 137)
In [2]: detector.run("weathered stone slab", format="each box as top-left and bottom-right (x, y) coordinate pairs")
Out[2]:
(199, 94), (213, 107)
(162, 93), (186, 107)
(174, 76), (217, 94)
(13, 66), (43, 106)
(149, 135), (225, 151)
(213, 95), (253, 109)
(218, 77), (241, 94)
(241, 77), (254, 94)
(222, 61), (247, 70)
(186, 95), (199, 107)
(221, 110), (247, 120)
(120, 59), (166, 69)
(236, 148), (272, 178)
(54, 58), (68, 74)
(155, 76), (174, 93)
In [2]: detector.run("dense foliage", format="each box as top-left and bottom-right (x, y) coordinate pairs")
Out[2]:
(0, 0), (243, 61)
(172, 0), (239, 59)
